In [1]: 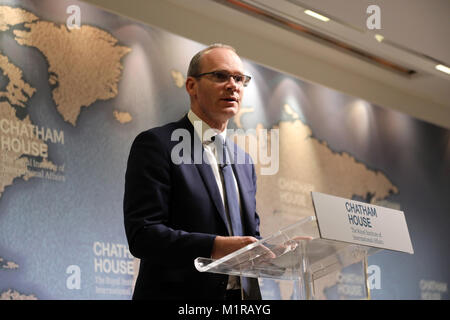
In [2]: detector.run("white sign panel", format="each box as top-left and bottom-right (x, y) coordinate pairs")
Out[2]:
(311, 192), (414, 254)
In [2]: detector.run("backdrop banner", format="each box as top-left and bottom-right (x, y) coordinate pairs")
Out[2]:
(0, 0), (448, 300)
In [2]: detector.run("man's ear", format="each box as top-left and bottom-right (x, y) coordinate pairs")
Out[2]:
(185, 77), (197, 97)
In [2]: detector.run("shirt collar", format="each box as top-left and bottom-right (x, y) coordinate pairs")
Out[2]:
(188, 109), (227, 144)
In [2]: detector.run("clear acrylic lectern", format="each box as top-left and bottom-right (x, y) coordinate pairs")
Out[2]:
(195, 216), (381, 300)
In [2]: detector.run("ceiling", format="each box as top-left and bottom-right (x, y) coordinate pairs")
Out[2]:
(219, 0), (450, 75)
(81, 0), (450, 129)
(265, 0), (450, 66)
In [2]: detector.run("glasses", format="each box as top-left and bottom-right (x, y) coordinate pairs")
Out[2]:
(193, 70), (251, 87)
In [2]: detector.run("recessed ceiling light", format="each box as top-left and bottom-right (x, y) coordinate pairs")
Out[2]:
(374, 34), (384, 42)
(304, 10), (330, 22)
(435, 64), (450, 75)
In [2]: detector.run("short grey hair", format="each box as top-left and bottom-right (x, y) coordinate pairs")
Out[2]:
(187, 43), (237, 77)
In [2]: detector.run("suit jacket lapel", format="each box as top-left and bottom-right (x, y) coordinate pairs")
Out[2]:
(195, 162), (230, 230)
(177, 115), (229, 231)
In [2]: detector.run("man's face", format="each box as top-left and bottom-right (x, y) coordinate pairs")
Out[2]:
(187, 48), (245, 129)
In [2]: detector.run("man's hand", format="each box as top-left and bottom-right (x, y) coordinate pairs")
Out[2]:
(211, 236), (259, 259)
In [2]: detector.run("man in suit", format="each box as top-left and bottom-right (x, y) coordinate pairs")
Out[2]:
(123, 44), (261, 300)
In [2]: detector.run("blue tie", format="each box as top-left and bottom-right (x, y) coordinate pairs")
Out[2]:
(214, 135), (252, 299)
(213, 135), (244, 237)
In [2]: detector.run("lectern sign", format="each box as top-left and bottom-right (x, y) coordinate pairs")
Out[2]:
(311, 192), (414, 254)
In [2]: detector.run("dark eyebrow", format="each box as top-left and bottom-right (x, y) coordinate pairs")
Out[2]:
(215, 69), (245, 76)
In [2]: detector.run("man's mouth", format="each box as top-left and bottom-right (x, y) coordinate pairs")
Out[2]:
(222, 97), (238, 102)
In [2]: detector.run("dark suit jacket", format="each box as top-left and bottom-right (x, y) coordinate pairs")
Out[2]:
(123, 114), (261, 300)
